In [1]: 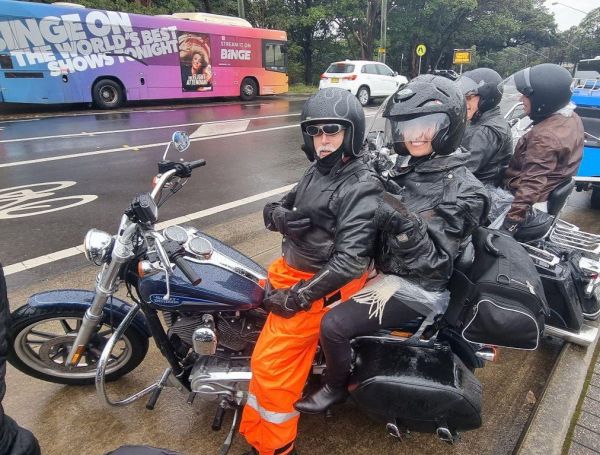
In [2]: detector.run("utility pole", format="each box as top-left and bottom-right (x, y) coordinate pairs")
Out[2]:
(380, 0), (387, 63)
(238, 0), (245, 19)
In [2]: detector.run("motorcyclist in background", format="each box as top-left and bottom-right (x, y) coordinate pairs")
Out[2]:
(499, 63), (584, 241)
(294, 75), (489, 415)
(239, 87), (383, 455)
(458, 68), (513, 187)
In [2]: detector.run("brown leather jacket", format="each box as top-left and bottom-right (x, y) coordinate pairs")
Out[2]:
(504, 111), (584, 222)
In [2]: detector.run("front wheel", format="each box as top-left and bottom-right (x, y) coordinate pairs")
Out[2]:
(240, 78), (258, 101)
(8, 305), (148, 385)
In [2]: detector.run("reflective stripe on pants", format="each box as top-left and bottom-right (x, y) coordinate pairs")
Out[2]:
(239, 257), (368, 455)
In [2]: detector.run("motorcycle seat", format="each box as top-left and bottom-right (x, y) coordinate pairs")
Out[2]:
(454, 242), (474, 274)
(547, 178), (575, 216)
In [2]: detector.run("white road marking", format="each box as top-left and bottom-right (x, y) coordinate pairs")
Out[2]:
(4, 183), (295, 276)
(0, 124), (297, 168)
(190, 119), (250, 137)
(0, 113), (300, 144)
(0, 114), (375, 168)
(0, 118), (40, 124)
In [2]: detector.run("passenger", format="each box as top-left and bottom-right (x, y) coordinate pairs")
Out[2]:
(500, 63), (584, 241)
(239, 88), (383, 455)
(294, 75), (489, 415)
(458, 68), (513, 187)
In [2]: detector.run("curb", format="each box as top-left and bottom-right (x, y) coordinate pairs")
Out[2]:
(516, 320), (600, 455)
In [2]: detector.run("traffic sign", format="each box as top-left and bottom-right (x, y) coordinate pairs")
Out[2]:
(416, 44), (427, 57)
(379, 47), (386, 53)
(453, 49), (472, 64)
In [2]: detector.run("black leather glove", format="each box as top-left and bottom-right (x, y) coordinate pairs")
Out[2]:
(271, 207), (312, 239)
(374, 193), (415, 235)
(500, 218), (520, 237)
(263, 282), (311, 319)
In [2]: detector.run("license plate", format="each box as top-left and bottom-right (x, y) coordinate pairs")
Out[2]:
(331, 77), (339, 83)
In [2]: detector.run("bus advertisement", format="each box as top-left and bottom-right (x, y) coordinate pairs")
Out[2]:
(0, 0), (288, 108)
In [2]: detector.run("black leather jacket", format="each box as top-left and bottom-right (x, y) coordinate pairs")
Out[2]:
(375, 153), (490, 291)
(264, 158), (383, 303)
(461, 107), (513, 186)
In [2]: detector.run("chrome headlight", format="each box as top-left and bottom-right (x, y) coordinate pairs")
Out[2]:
(83, 229), (113, 265)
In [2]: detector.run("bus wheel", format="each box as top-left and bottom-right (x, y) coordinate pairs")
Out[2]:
(92, 79), (124, 109)
(240, 78), (258, 101)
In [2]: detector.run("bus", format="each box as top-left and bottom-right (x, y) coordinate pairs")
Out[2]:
(0, 0), (288, 108)
(574, 57), (600, 89)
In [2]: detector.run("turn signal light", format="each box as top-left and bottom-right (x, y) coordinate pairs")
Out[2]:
(152, 175), (161, 188)
(320, 74), (327, 80)
(343, 75), (358, 80)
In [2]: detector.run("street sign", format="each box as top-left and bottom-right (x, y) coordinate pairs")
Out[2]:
(453, 49), (472, 64)
(379, 47), (386, 53)
(416, 44), (427, 57)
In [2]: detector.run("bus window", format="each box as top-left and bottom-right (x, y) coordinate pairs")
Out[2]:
(0, 54), (12, 69)
(263, 41), (287, 73)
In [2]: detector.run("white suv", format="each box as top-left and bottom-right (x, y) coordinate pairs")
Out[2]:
(319, 60), (409, 106)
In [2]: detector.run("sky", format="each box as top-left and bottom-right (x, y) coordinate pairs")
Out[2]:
(544, 0), (600, 30)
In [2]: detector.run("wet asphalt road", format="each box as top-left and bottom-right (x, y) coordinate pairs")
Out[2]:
(0, 97), (598, 455)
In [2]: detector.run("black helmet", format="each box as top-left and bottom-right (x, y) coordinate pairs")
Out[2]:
(458, 68), (503, 116)
(383, 74), (467, 156)
(300, 87), (366, 161)
(514, 63), (573, 122)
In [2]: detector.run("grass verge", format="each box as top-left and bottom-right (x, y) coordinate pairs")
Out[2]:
(287, 83), (318, 95)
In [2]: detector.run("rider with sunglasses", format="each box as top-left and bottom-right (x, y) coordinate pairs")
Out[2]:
(294, 75), (489, 415)
(239, 87), (383, 455)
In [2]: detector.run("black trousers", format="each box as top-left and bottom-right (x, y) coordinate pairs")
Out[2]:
(320, 296), (421, 388)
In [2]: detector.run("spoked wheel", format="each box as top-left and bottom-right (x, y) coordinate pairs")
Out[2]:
(8, 306), (148, 385)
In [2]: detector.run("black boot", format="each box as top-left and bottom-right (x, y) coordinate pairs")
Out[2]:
(294, 384), (348, 414)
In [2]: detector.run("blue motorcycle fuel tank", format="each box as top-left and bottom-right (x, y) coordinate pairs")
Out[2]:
(139, 232), (266, 312)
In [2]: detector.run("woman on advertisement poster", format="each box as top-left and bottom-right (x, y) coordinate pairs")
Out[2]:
(178, 32), (213, 92)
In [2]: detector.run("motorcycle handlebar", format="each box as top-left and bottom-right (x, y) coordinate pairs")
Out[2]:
(174, 255), (202, 286)
(188, 159), (206, 170)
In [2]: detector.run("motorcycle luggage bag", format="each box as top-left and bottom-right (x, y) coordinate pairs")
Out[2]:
(460, 227), (549, 350)
(348, 337), (482, 433)
(536, 259), (583, 331)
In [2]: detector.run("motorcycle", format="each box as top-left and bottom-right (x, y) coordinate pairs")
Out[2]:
(8, 130), (495, 452)
(498, 72), (600, 344)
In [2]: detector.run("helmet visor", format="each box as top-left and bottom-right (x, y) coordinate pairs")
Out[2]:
(457, 75), (479, 97)
(388, 113), (450, 143)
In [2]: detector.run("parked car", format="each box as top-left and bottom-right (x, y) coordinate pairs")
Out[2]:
(319, 60), (408, 106)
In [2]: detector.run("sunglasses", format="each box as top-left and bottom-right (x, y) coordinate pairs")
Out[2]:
(305, 124), (346, 137)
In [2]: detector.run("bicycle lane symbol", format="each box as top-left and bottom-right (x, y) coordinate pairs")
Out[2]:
(0, 181), (97, 220)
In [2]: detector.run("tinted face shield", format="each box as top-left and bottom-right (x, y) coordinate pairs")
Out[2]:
(514, 67), (534, 97)
(389, 113), (451, 144)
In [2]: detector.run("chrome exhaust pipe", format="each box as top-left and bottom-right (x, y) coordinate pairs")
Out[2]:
(544, 323), (598, 347)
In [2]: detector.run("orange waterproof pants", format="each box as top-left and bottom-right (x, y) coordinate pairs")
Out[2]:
(239, 257), (368, 455)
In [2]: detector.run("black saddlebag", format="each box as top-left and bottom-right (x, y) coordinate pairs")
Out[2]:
(451, 228), (549, 350)
(348, 337), (482, 433)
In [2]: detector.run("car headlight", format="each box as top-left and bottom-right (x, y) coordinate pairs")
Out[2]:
(83, 229), (114, 265)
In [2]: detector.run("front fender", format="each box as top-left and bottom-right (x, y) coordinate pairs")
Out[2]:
(26, 289), (151, 338)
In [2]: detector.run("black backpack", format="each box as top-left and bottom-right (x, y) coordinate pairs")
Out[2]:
(447, 227), (549, 350)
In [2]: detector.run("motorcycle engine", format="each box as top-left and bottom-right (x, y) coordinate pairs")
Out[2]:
(167, 313), (262, 353)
